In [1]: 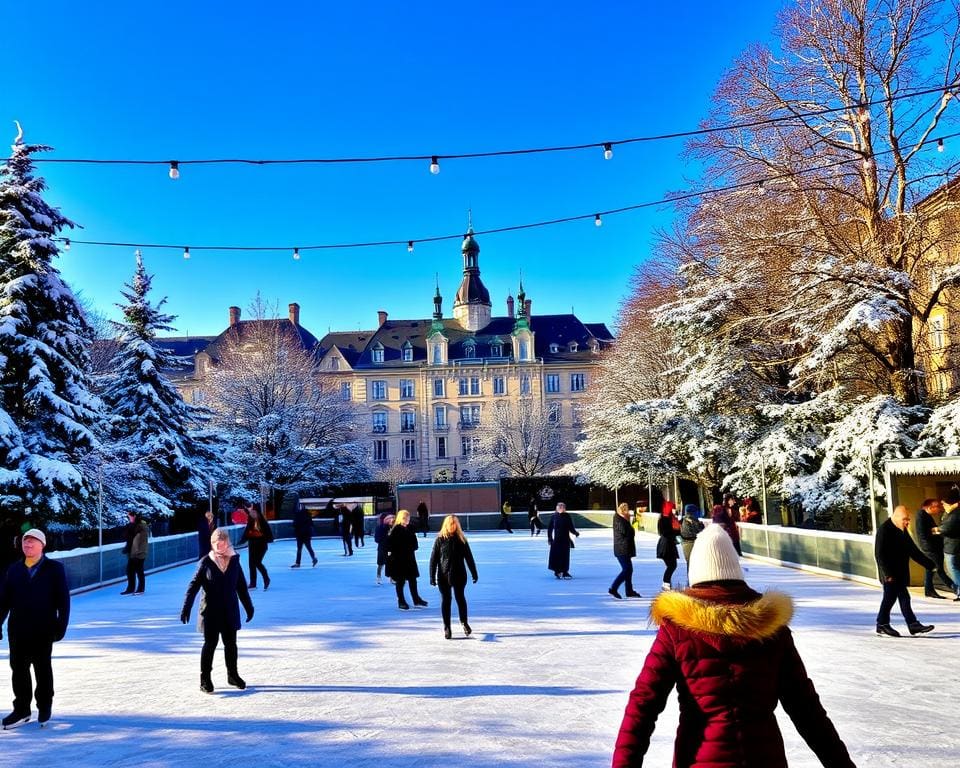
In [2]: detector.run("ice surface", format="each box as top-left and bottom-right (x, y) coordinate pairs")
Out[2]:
(1, 530), (957, 767)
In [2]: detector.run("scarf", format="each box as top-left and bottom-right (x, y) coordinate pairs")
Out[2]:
(208, 545), (235, 573)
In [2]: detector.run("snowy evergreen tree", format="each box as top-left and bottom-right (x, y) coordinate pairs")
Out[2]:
(0, 137), (102, 528)
(99, 252), (224, 522)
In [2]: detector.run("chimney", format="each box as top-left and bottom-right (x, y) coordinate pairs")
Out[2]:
(524, 299), (532, 319)
(506, 295), (515, 318)
(288, 302), (300, 326)
(229, 306), (241, 326)
(378, 310), (388, 326)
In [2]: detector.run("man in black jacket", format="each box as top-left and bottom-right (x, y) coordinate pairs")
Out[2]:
(913, 498), (956, 598)
(875, 506), (935, 637)
(0, 528), (70, 728)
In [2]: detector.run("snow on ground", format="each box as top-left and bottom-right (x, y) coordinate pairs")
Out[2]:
(1, 529), (958, 767)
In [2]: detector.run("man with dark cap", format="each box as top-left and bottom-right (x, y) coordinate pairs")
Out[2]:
(875, 506), (936, 637)
(0, 528), (70, 728)
(913, 498), (956, 598)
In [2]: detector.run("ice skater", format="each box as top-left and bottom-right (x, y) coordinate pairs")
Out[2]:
(351, 503), (365, 548)
(181, 528), (255, 693)
(240, 503), (273, 590)
(609, 503), (640, 599)
(429, 515), (479, 639)
(416, 500), (430, 537)
(338, 504), (354, 556)
(0, 529), (70, 729)
(120, 510), (149, 595)
(613, 525), (855, 767)
(528, 496), (544, 536)
(291, 504), (318, 568)
(656, 500), (680, 590)
(547, 502), (579, 579)
(386, 509), (428, 609)
(499, 499), (514, 533)
(875, 505), (935, 637)
(374, 512), (395, 584)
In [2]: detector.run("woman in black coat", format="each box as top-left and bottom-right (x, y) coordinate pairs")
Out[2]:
(181, 528), (255, 693)
(374, 512), (395, 585)
(429, 515), (479, 639)
(386, 509), (428, 610)
(239, 504), (274, 590)
(657, 501), (680, 590)
(610, 503), (641, 599)
(547, 502), (580, 579)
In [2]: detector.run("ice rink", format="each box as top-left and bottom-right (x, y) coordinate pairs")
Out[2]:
(1, 528), (958, 767)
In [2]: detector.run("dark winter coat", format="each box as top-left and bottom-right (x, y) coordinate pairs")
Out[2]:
(240, 516), (274, 547)
(612, 513), (636, 559)
(912, 507), (943, 558)
(338, 509), (352, 539)
(351, 505), (364, 535)
(941, 507), (960, 556)
(613, 583), (855, 768)
(680, 515), (704, 563)
(656, 514), (679, 562)
(429, 535), (478, 587)
(386, 524), (420, 581)
(547, 512), (579, 573)
(293, 507), (314, 538)
(875, 518), (934, 585)
(712, 508), (741, 555)
(416, 502), (429, 529)
(181, 553), (254, 634)
(374, 521), (391, 566)
(0, 556), (70, 643)
(124, 517), (150, 560)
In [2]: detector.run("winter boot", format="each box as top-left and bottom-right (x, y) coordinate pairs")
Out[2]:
(38, 706), (51, 727)
(200, 674), (214, 693)
(1, 710), (30, 729)
(263, 575), (270, 590)
(461, 621), (472, 637)
(908, 622), (935, 635)
(398, 600), (410, 610)
(227, 671), (247, 689)
(444, 625), (452, 640)
(875, 623), (901, 637)
(608, 588), (622, 600)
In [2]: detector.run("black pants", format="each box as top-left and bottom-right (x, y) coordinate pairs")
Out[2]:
(125, 557), (145, 592)
(295, 535), (316, 565)
(9, 636), (54, 713)
(353, 530), (364, 547)
(437, 574), (468, 627)
(611, 555), (634, 593)
(661, 557), (677, 585)
(200, 624), (239, 675)
(341, 535), (353, 556)
(248, 541), (269, 586)
(395, 578), (422, 605)
(922, 551), (956, 594)
(529, 517), (543, 535)
(876, 581), (919, 626)
(498, 516), (513, 533)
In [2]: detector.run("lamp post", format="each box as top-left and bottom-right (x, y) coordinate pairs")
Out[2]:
(98, 464), (104, 584)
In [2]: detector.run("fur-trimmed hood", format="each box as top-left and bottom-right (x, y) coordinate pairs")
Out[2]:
(651, 588), (793, 641)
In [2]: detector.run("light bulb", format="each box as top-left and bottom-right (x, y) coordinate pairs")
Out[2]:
(938, 138), (945, 152)
(168, 161), (180, 180)
(430, 156), (440, 174)
(603, 142), (613, 161)
(183, 247), (190, 260)
(293, 247), (301, 261)
(63, 238), (71, 251)
(407, 241), (414, 253)
(594, 213), (602, 227)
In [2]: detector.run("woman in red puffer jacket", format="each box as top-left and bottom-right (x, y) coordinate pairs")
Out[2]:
(612, 525), (855, 768)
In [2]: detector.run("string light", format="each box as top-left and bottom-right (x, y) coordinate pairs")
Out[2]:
(168, 161), (180, 180)
(23, 83), (956, 173)
(63, 238), (70, 251)
(183, 246), (190, 260)
(603, 143), (613, 160)
(51, 131), (958, 258)
(407, 241), (414, 253)
(938, 138), (945, 152)
(293, 247), (301, 261)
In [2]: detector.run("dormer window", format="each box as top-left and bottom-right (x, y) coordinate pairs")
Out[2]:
(372, 343), (384, 364)
(549, 343), (559, 354)
(590, 341), (600, 353)
(402, 341), (413, 362)
(464, 342), (476, 359)
(491, 343), (502, 357)
(568, 342), (579, 353)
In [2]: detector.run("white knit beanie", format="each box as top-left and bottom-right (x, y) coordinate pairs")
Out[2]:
(688, 524), (743, 585)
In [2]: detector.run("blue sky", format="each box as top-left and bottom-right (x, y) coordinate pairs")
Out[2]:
(6, 0), (786, 336)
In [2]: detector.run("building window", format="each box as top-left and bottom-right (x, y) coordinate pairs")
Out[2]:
(491, 343), (502, 357)
(549, 343), (559, 353)
(548, 402), (561, 423)
(460, 404), (481, 426)
(433, 378), (445, 397)
(493, 376), (505, 395)
(432, 344), (443, 365)
(470, 376), (481, 395)
(329, 357), (340, 370)
(372, 344), (384, 364)
(372, 412), (387, 433)
(437, 436), (447, 459)
(402, 342), (413, 362)
(371, 380), (387, 400)
(568, 342), (579, 353)
(458, 377), (468, 396)
(570, 373), (586, 392)
(373, 440), (388, 462)
(461, 435), (480, 457)
(520, 375), (531, 395)
(400, 379), (415, 399)
(434, 405), (447, 427)
(545, 374), (560, 393)
(401, 411), (416, 432)
(464, 342), (476, 358)
(519, 340), (529, 360)
(930, 316), (946, 351)
(340, 382), (352, 401)
(402, 439), (416, 461)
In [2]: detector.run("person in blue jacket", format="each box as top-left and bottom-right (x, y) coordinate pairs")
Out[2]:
(0, 528), (70, 729)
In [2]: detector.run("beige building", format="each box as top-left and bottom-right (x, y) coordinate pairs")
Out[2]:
(160, 229), (614, 482)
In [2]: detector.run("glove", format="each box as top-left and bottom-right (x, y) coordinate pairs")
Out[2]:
(180, 611), (189, 624)
(246, 607), (254, 623)
(576, 532), (581, 537)
(430, 580), (437, 587)
(472, 577), (478, 584)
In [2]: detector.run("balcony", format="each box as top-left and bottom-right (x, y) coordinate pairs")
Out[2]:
(371, 425), (387, 434)
(400, 424), (417, 433)
(433, 423), (449, 433)
(458, 421), (479, 430)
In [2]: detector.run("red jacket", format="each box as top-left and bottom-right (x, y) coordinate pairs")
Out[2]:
(613, 583), (854, 768)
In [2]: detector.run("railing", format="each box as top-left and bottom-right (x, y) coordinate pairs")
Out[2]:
(400, 424), (417, 432)
(434, 423), (449, 432)
(371, 425), (387, 433)
(458, 421), (479, 430)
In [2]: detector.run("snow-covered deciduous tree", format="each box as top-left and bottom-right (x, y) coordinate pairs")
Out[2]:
(369, 459), (420, 494)
(0, 138), (103, 528)
(202, 297), (368, 500)
(472, 398), (572, 477)
(98, 253), (225, 523)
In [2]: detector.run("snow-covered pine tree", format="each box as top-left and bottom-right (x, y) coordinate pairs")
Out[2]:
(0, 137), (102, 529)
(100, 252), (224, 522)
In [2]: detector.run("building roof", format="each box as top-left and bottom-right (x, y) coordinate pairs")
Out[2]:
(201, 319), (320, 363)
